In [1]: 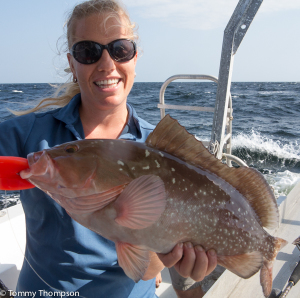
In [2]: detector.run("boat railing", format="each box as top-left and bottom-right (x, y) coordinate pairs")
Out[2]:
(158, 74), (246, 167)
(158, 0), (264, 168)
(211, 0), (263, 160)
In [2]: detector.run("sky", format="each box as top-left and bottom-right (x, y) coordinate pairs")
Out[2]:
(0, 0), (299, 83)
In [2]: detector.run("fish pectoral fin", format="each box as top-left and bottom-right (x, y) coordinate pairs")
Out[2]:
(114, 175), (166, 229)
(116, 242), (150, 282)
(217, 251), (263, 279)
(57, 184), (126, 215)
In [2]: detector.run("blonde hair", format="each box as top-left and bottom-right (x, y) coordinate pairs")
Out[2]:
(14, 0), (138, 116)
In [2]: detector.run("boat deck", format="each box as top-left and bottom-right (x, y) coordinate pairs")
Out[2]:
(0, 203), (25, 290)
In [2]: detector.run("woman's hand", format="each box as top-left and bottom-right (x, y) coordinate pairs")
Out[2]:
(155, 272), (162, 288)
(157, 242), (217, 281)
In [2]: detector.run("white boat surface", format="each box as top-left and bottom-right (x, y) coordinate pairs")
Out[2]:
(0, 203), (25, 290)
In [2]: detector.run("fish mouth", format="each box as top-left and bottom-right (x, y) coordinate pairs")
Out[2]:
(20, 149), (97, 197)
(28, 151), (43, 166)
(20, 150), (54, 179)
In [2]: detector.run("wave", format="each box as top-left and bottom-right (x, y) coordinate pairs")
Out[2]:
(197, 131), (300, 197)
(230, 131), (300, 197)
(12, 90), (23, 93)
(0, 192), (20, 210)
(231, 130), (300, 172)
(264, 170), (300, 198)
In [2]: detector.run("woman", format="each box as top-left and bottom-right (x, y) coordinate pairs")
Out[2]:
(0, 0), (216, 297)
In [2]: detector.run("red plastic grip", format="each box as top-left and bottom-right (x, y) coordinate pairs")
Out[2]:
(0, 156), (35, 190)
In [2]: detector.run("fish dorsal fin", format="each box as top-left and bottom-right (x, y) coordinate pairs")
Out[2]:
(146, 115), (279, 229)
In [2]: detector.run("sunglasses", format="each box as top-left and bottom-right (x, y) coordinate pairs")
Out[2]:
(70, 39), (136, 64)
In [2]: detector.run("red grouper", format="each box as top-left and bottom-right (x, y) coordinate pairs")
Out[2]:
(20, 115), (287, 297)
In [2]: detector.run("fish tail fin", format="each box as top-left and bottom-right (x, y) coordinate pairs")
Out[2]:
(260, 259), (274, 297)
(260, 237), (288, 297)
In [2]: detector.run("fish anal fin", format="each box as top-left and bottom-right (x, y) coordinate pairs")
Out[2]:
(116, 242), (150, 282)
(218, 251), (263, 279)
(115, 175), (166, 229)
(146, 115), (279, 230)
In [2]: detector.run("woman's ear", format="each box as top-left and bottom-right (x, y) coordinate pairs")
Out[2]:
(67, 53), (77, 81)
(67, 53), (75, 72)
(133, 51), (138, 66)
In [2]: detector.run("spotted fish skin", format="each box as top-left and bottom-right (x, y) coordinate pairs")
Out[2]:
(21, 115), (287, 297)
(78, 140), (272, 255)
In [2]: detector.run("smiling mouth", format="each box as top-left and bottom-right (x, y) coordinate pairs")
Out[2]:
(94, 78), (121, 89)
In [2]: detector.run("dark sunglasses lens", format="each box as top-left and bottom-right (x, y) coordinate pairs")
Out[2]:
(109, 40), (136, 62)
(72, 41), (102, 64)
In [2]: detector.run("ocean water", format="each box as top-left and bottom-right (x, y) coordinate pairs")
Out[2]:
(0, 82), (300, 209)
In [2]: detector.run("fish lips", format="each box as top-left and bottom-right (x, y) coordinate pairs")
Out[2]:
(20, 150), (54, 180)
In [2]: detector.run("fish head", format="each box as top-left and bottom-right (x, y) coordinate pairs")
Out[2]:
(20, 140), (129, 198)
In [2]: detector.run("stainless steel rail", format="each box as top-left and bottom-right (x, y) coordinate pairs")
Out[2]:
(158, 74), (218, 119)
(158, 0), (263, 167)
(211, 0), (263, 159)
(158, 75), (233, 164)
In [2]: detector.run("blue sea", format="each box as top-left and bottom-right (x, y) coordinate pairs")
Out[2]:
(0, 82), (300, 209)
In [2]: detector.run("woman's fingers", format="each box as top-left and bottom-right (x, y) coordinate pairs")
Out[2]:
(188, 245), (208, 281)
(174, 242), (196, 278)
(157, 242), (218, 282)
(157, 243), (183, 268)
(206, 249), (218, 276)
(155, 272), (162, 288)
(189, 246), (218, 281)
(174, 243), (218, 282)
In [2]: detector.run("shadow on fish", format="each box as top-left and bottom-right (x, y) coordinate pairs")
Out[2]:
(20, 115), (287, 297)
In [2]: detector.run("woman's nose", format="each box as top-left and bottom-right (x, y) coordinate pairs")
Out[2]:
(96, 49), (116, 72)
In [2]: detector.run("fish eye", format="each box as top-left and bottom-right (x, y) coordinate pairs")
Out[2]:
(64, 144), (79, 154)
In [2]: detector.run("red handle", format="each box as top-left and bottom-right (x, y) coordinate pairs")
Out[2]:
(0, 156), (35, 190)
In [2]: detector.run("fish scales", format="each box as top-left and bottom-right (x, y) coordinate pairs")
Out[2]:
(83, 141), (275, 257)
(20, 115), (288, 297)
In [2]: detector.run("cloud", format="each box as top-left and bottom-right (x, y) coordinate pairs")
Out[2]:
(260, 0), (300, 13)
(124, 0), (300, 30)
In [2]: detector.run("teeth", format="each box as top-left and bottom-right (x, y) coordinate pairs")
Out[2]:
(95, 79), (119, 88)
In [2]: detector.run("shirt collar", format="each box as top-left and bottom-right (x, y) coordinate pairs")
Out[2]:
(52, 93), (82, 126)
(52, 93), (141, 140)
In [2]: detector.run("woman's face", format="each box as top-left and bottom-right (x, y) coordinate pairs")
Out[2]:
(67, 13), (137, 112)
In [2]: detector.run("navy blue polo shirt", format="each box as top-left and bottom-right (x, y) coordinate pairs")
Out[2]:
(0, 94), (157, 298)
